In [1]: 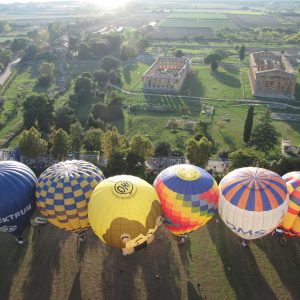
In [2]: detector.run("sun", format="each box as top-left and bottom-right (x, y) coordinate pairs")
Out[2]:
(94, 0), (130, 10)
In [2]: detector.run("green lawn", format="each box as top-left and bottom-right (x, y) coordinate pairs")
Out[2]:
(182, 65), (242, 99)
(121, 63), (149, 91)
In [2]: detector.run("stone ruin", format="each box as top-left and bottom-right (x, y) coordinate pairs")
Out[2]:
(249, 51), (297, 100)
(142, 56), (192, 93)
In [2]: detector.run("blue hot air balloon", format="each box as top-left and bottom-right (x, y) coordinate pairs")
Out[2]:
(0, 161), (37, 238)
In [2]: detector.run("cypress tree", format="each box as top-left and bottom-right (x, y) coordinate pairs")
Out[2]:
(243, 105), (254, 144)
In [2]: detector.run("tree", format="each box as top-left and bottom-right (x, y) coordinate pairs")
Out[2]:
(68, 36), (80, 54)
(120, 44), (128, 61)
(83, 128), (103, 152)
(55, 105), (75, 132)
(155, 141), (171, 157)
(186, 137), (212, 167)
(250, 110), (279, 154)
(175, 50), (184, 58)
(50, 129), (70, 160)
(239, 45), (246, 60)
(243, 105), (254, 144)
(101, 55), (121, 72)
(137, 38), (150, 52)
(39, 62), (55, 86)
(70, 121), (84, 152)
(90, 42), (108, 59)
(48, 21), (62, 42)
(78, 43), (92, 60)
(74, 75), (95, 97)
(93, 69), (109, 86)
(0, 21), (11, 34)
(126, 151), (145, 177)
(106, 152), (128, 176)
(101, 127), (127, 159)
(229, 148), (267, 170)
(129, 134), (155, 161)
(23, 45), (38, 61)
(204, 53), (223, 64)
(18, 127), (47, 159)
(10, 38), (27, 53)
(22, 94), (54, 133)
(211, 60), (219, 71)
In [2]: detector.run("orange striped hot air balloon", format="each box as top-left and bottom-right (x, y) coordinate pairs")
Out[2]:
(279, 172), (300, 237)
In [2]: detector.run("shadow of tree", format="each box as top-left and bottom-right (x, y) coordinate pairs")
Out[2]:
(254, 237), (300, 300)
(182, 73), (205, 98)
(207, 218), (278, 300)
(21, 224), (68, 300)
(222, 64), (240, 75)
(122, 64), (138, 85)
(219, 128), (236, 150)
(212, 71), (241, 88)
(187, 281), (203, 300)
(0, 230), (29, 300)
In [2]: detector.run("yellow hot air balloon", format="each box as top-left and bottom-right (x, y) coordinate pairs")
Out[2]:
(280, 172), (300, 237)
(88, 175), (162, 255)
(36, 160), (104, 233)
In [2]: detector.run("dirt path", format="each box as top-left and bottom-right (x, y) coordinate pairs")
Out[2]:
(0, 58), (21, 85)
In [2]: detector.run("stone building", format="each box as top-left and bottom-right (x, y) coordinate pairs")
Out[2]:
(249, 51), (297, 100)
(142, 56), (192, 93)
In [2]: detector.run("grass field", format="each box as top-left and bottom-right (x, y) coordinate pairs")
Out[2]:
(182, 65), (242, 99)
(121, 63), (149, 91)
(0, 214), (299, 300)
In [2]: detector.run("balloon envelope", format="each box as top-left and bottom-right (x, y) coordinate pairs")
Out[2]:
(154, 164), (219, 236)
(218, 167), (288, 240)
(0, 161), (36, 236)
(89, 175), (161, 250)
(280, 171), (300, 237)
(36, 160), (104, 233)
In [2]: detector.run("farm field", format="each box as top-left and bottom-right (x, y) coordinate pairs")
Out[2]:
(159, 19), (237, 30)
(228, 14), (282, 28)
(0, 215), (299, 300)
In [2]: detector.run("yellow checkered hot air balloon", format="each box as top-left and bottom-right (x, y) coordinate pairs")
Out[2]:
(36, 160), (104, 234)
(88, 175), (162, 255)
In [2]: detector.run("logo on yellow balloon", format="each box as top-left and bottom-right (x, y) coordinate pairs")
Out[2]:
(113, 181), (136, 198)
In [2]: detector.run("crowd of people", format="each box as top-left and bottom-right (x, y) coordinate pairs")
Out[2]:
(21, 155), (56, 171)
(146, 157), (186, 172)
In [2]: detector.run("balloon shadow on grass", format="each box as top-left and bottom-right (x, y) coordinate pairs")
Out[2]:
(100, 226), (183, 300)
(206, 219), (278, 300)
(67, 239), (87, 300)
(254, 236), (300, 300)
(0, 230), (29, 300)
(21, 225), (67, 300)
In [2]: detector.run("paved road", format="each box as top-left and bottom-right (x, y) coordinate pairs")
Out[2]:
(0, 58), (21, 85)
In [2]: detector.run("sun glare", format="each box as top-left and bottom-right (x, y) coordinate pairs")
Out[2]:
(94, 0), (130, 10)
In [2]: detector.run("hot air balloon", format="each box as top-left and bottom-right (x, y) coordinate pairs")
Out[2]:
(279, 171), (300, 237)
(35, 160), (104, 234)
(0, 161), (36, 242)
(154, 164), (219, 236)
(88, 175), (162, 255)
(218, 167), (289, 240)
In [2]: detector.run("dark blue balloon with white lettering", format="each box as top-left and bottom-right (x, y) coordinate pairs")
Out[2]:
(0, 161), (37, 236)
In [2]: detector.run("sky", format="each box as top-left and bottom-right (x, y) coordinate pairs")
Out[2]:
(0, 0), (131, 9)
